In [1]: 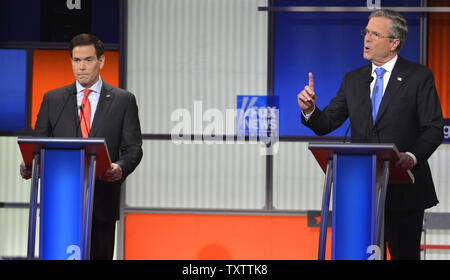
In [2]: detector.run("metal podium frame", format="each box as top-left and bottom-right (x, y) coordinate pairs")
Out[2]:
(308, 142), (414, 260)
(18, 137), (111, 260)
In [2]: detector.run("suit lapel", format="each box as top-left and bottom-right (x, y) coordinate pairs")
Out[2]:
(357, 64), (373, 127)
(89, 82), (114, 137)
(374, 57), (406, 124)
(64, 83), (82, 137)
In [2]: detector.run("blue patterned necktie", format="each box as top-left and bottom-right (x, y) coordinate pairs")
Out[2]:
(371, 67), (387, 124)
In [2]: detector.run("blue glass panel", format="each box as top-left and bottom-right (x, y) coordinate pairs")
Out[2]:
(0, 49), (27, 131)
(332, 153), (376, 260)
(40, 149), (85, 260)
(91, 0), (120, 43)
(0, 0), (40, 42)
(0, 0), (119, 43)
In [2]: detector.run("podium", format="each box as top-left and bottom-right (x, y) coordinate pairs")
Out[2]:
(18, 137), (111, 260)
(308, 143), (414, 260)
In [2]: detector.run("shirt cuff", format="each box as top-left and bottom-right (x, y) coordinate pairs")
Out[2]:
(405, 152), (417, 165)
(301, 106), (316, 121)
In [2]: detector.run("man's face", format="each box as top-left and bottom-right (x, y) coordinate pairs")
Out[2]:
(71, 44), (105, 88)
(363, 17), (400, 66)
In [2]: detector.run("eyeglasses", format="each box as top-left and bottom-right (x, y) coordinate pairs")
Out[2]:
(361, 29), (395, 40)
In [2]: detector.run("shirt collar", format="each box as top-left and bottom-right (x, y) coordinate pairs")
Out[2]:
(371, 55), (398, 74)
(76, 76), (103, 94)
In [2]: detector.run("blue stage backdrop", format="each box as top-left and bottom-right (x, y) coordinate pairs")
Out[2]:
(0, 0), (120, 43)
(0, 49), (27, 132)
(274, 0), (421, 137)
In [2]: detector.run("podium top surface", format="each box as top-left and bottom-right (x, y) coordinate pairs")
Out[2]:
(309, 142), (397, 156)
(18, 137), (112, 176)
(308, 142), (414, 184)
(18, 136), (107, 147)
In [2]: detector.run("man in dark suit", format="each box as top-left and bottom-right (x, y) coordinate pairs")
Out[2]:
(297, 9), (443, 259)
(20, 33), (143, 259)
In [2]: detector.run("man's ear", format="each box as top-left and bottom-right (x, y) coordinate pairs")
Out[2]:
(391, 39), (400, 52)
(99, 54), (106, 69)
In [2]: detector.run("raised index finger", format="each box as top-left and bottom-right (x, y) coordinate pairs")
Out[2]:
(308, 72), (314, 91)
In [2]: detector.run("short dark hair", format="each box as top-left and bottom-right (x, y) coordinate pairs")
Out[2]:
(69, 33), (105, 59)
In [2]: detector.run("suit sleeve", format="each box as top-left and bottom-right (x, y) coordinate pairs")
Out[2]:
(409, 69), (444, 164)
(33, 93), (52, 137)
(115, 93), (143, 179)
(301, 74), (349, 135)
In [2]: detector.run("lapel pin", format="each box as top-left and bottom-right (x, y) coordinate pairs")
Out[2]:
(106, 94), (111, 98)
(397, 76), (403, 82)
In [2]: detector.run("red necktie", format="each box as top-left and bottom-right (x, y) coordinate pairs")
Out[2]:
(80, 89), (91, 138)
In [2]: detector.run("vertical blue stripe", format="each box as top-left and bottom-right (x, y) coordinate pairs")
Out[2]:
(332, 153), (376, 260)
(40, 149), (85, 260)
(0, 49), (27, 131)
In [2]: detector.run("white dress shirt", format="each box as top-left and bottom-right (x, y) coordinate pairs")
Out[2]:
(76, 76), (102, 127)
(370, 55), (397, 98)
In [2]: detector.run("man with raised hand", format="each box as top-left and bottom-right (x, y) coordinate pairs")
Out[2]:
(298, 9), (443, 259)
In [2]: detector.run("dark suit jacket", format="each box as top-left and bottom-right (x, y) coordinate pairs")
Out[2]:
(34, 81), (143, 221)
(302, 56), (443, 211)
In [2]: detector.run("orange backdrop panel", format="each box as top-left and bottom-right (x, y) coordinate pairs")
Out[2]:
(124, 213), (332, 260)
(31, 49), (119, 129)
(427, 0), (450, 118)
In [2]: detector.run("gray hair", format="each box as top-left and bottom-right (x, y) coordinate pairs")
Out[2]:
(369, 9), (408, 52)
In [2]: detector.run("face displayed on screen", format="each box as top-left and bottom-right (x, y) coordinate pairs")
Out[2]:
(71, 44), (105, 88)
(363, 17), (400, 66)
